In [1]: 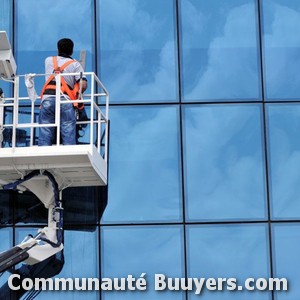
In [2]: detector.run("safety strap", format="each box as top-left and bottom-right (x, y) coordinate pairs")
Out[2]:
(40, 56), (81, 108)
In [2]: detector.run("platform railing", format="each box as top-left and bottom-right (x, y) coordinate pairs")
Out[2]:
(0, 72), (109, 162)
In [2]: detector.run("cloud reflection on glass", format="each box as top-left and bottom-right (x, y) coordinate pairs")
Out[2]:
(103, 105), (182, 223)
(15, 0), (94, 95)
(98, 0), (178, 103)
(101, 225), (184, 300)
(183, 104), (267, 221)
(272, 223), (300, 300)
(266, 104), (300, 219)
(262, 0), (300, 100)
(187, 224), (270, 300)
(180, 0), (261, 101)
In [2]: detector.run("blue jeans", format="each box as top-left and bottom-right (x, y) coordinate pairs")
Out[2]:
(38, 97), (76, 146)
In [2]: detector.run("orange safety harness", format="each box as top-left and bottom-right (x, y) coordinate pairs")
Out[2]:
(40, 56), (83, 109)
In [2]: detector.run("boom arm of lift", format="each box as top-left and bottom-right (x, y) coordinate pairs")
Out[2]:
(0, 170), (64, 275)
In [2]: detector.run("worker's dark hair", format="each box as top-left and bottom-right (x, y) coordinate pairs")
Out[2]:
(57, 38), (74, 56)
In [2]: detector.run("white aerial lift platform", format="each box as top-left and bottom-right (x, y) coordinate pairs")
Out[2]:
(0, 31), (108, 190)
(0, 31), (109, 296)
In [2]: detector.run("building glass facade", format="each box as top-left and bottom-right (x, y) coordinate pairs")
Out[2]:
(0, 0), (299, 299)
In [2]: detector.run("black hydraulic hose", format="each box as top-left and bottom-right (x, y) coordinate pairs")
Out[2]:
(39, 170), (63, 247)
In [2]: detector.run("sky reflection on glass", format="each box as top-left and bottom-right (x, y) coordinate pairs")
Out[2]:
(103, 105), (182, 223)
(0, 228), (12, 291)
(101, 225), (184, 300)
(15, 0), (94, 96)
(272, 224), (300, 300)
(262, 0), (300, 100)
(266, 104), (300, 219)
(99, 0), (178, 103)
(180, 0), (260, 101)
(187, 224), (270, 300)
(183, 104), (266, 221)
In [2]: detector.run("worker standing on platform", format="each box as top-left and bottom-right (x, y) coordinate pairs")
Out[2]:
(38, 38), (87, 146)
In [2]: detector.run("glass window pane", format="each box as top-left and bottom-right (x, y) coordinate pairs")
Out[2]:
(266, 104), (300, 219)
(0, 0), (13, 97)
(101, 225), (184, 300)
(15, 228), (99, 300)
(15, 0), (94, 95)
(102, 106), (182, 223)
(180, 0), (261, 101)
(261, 0), (300, 100)
(98, 0), (178, 103)
(0, 0), (11, 36)
(0, 228), (13, 297)
(272, 224), (300, 300)
(183, 104), (267, 221)
(0, 228), (12, 251)
(187, 224), (271, 300)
